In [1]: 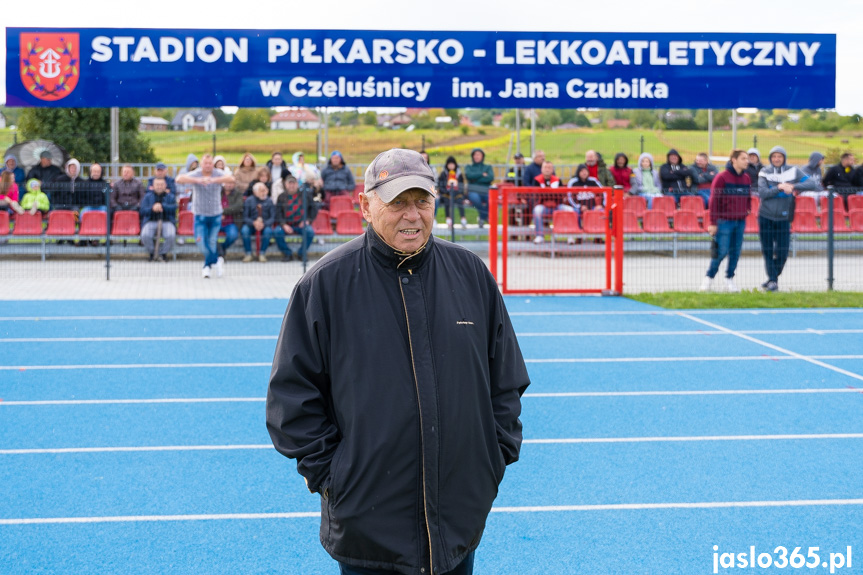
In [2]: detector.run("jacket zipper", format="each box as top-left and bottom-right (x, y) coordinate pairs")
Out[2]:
(398, 272), (434, 575)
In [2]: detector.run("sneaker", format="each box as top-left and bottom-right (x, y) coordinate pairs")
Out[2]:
(726, 278), (740, 293)
(461, 217), (468, 229)
(445, 217), (453, 228)
(567, 237), (576, 245)
(176, 238), (185, 245)
(699, 276), (713, 292)
(258, 253), (268, 263)
(202, 266), (211, 279)
(281, 253), (293, 262)
(761, 280), (770, 289)
(242, 254), (254, 263)
(159, 254), (169, 263)
(215, 256), (224, 277)
(533, 235), (544, 244)
(147, 252), (155, 262)
(765, 281), (778, 292)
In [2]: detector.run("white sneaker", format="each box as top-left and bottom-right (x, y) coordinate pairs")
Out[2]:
(567, 237), (576, 245)
(726, 278), (740, 293)
(216, 256), (224, 278)
(446, 217), (453, 228)
(202, 266), (211, 279)
(460, 217), (468, 229)
(533, 235), (544, 244)
(699, 276), (713, 292)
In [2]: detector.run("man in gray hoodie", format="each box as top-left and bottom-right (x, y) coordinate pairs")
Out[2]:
(799, 151), (827, 200)
(757, 146), (819, 291)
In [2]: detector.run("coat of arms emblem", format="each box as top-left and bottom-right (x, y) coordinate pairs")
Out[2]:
(19, 33), (80, 101)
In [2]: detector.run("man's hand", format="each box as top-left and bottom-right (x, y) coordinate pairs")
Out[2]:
(282, 224), (294, 234)
(152, 203), (163, 213)
(778, 182), (795, 193)
(708, 224), (718, 236)
(254, 218), (264, 231)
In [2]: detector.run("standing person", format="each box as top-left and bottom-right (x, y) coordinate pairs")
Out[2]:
(4, 154), (26, 187)
(110, 165), (145, 211)
(690, 153), (719, 208)
(700, 150), (751, 293)
(465, 147), (494, 227)
(757, 146), (820, 292)
(505, 152), (526, 186)
(140, 177), (177, 262)
(436, 155), (466, 228)
(176, 154), (234, 278)
(274, 175), (317, 262)
(266, 148), (529, 575)
(267, 152), (291, 202)
(147, 162), (177, 195)
(218, 177), (242, 259)
(320, 150), (356, 207)
(660, 149), (693, 205)
(744, 148), (764, 188)
(233, 153), (258, 196)
(631, 153), (663, 208)
(522, 150), (545, 188)
(609, 153), (632, 193)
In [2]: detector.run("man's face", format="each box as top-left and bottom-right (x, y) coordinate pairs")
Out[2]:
(68, 164), (78, 177)
(533, 151), (545, 165)
(842, 155), (855, 167)
(732, 154), (749, 173)
(669, 154), (681, 165)
(201, 157), (214, 173)
(40, 157), (51, 167)
(272, 154), (283, 166)
(541, 162), (554, 178)
(253, 185), (269, 201)
(153, 180), (166, 195)
(472, 151), (483, 163)
(330, 154), (342, 166)
(515, 157), (524, 165)
(90, 164), (102, 179)
(770, 153), (784, 167)
(361, 188), (434, 253)
(286, 180), (299, 194)
(749, 154), (760, 165)
(696, 156), (708, 169)
(224, 180), (235, 192)
(585, 151), (598, 166)
(155, 167), (167, 178)
(5, 159), (14, 171)
(122, 167), (134, 180)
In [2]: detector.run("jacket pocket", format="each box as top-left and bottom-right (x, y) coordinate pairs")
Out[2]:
(494, 444), (507, 484)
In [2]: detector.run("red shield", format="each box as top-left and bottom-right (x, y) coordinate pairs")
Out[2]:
(19, 33), (80, 101)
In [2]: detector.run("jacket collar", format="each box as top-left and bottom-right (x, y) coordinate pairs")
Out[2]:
(366, 225), (434, 271)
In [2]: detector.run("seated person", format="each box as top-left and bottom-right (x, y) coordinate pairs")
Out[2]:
(218, 178), (243, 257)
(140, 177), (177, 262)
(147, 162), (177, 196)
(274, 175), (317, 262)
(320, 150), (355, 207)
(436, 156), (467, 228)
(531, 162), (573, 243)
(20, 179), (51, 216)
(566, 163), (603, 212)
(80, 163), (110, 216)
(111, 165), (145, 211)
(631, 153), (663, 208)
(0, 171), (24, 215)
(241, 182), (276, 263)
(47, 158), (85, 210)
(244, 167), (272, 198)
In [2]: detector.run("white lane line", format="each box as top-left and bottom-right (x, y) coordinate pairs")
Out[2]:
(509, 309), (863, 316)
(1, 336), (278, 343)
(524, 434), (863, 444)
(0, 363), (272, 371)
(4, 434), (862, 454)
(678, 312), (863, 384)
(0, 314), (284, 321)
(525, 356), (797, 363)
(4, 499), (863, 525)
(3, 388), (861, 406)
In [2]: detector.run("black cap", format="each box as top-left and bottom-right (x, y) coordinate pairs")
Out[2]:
(514, 153), (524, 159)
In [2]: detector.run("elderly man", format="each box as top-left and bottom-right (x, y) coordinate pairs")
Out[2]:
(111, 165), (145, 211)
(147, 162), (177, 195)
(140, 177), (177, 262)
(25, 150), (63, 187)
(584, 149), (614, 187)
(267, 148), (529, 575)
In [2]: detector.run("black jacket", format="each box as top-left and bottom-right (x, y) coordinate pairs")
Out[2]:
(25, 163), (63, 184)
(823, 164), (857, 188)
(267, 229), (529, 575)
(660, 163), (692, 194)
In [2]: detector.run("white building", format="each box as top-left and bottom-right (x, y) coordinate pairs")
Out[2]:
(270, 109), (320, 130)
(170, 109), (217, 132)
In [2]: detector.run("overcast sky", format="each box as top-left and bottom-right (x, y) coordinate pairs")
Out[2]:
(2, 0), (859, 115)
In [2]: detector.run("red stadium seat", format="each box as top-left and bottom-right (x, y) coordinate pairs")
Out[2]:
(335, 211), (364, 235)
(848, 196), (863, 211)
(79, 211), (107, 236)
(177, 211), (194, 236)
(312, 210), (334, 235)
(623, 195), (647, 219)
(679, 196), (705, 217)
(820, 195), (846, 218)
(794, 196), (817, 215)
(673, 210), (704, 233)
(0, 211), (9, 235)
(329, 195), (354, 218)
(652, 196), (676, 219)
(849, 209), (863, 232)
(581, 210), (607, 234)
(745, 213), (759, 233)
(643, 210), (673, 233)
(352, 183), (365, 206)
(178, 197), (191, 212)
(46, 210), (78, 236)
(750, 196), (760, 216)
(112, 211), (141, 236)
(12, 212), (43, 235)
(551, 210), (582, 234)
(623, 210), (641, 233)
(827, 214), (849, 233)
(791, 212), (819, 233)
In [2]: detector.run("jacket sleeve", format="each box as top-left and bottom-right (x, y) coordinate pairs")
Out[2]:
(242, 198), (255, 227)
(793, 171), (821, 192)
(225, 191), (244, 218)
(161, 193), (177, 214)
(707, 173), (722, 225)
(264, 202), (276, 227)
(140, 193), (154, 219)
(304, 190), (319, 223)
(758, 172), (782, 200)
(486, 274), (530, 465)
(266, 282), (340, 493)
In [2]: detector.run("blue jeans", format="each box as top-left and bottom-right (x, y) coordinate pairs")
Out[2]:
(706, 219), (745, 279)
(467, 189), (489, 222)
(696, 189), (711, 209)
(274, 224), (315, 258)
(219, 223), (239, 255)
(339, 551), (474, 575)
(194, 215), (221, 267)
(241, 224), (275, 255)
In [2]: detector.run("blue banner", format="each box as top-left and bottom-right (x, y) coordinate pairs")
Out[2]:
(6, 28), (836, 109)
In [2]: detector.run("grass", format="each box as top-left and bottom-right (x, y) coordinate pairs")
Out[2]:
(628, 290), (863, 309)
